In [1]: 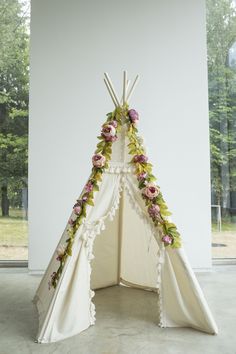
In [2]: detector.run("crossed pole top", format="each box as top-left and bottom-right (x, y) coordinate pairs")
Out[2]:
(104, 71), (139, 108)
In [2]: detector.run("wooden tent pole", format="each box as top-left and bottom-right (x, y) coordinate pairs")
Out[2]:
(104, 73), (120, 107)
(126, 74), (139, 103)
(117, 189), (124, 285)
(126, 80), (130, 96)
(104, 71), (139, 106)
(120, 79), (130, 105)
(122, 70), (127, 106)
(104, 78), (118, 107)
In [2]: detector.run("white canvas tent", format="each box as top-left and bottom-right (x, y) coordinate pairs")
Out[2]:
(33, 72), (218, 343)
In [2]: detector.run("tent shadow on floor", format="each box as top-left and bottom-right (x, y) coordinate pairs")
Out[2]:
(93, 285), (160, 326)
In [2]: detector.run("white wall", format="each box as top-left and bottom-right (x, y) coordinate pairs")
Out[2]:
(29, 0), (212, 271)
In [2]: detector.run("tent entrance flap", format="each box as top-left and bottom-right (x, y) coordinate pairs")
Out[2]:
(90, 203), (120, 290)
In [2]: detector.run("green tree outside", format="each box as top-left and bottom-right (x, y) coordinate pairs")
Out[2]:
(0, 0), (29, 217)
(206, 0), (236, 222)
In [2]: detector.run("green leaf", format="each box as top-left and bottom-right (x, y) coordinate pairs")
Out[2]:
(95, 146), (104, 153)
(171, 238), (181, 248)
(128, 143), (136, 148)
(169, 229), (180, 238)
(161, 209), (172, 216)
(129, 148), (137, 154)
(86, 198), (94, 206)
(94, 172), (102, 181)
(93, 184), (99, 191)
(82, 208), (87, 217)
(67, 248), (72, 256)
(148, 174), (157, 182)
(96, 141), (105, 148)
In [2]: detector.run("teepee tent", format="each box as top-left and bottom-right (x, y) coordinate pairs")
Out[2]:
(33, 72), (218, 343)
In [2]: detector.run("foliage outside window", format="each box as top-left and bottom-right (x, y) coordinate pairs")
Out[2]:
(207, 0), (236, 258)
(0, 0), (29, 260)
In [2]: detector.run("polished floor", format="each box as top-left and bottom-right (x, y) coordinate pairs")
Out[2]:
(0, 267), (235, 354)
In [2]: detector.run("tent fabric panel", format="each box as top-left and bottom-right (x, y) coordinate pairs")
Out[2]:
(35, 235), (94, 343)
(91, 209), (120, 290)
(120, 190), (159, 289)
(86, 173), (122, 223)
(161, 247), (218, 334)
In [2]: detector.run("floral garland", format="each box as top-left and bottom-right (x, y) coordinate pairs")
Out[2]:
(48, 107), (181, 290)
(126, 108), (181, 249)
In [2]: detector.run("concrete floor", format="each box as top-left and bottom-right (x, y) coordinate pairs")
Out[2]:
(0, 267), (235, 354)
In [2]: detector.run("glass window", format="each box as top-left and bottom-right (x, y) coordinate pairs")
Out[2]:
(0, 0), (30, 261)
(206, 0), (236, 259)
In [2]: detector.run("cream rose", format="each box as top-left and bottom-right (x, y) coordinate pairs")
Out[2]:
(56, 244), (66, 261)
(92, 153), (106, 168)
(142, 182), (160, 199)
(101, 124), (116, 137)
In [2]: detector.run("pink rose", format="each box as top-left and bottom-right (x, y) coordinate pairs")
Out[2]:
(82, 195), (88, 202)
(73, 204), (82, 215)
(92, 153), (106, 168)
(142, 182), (160, 199)
(109, 120), (118, 128)
(128, 109), (139, 124)
(101, 124), (116, 139)
(85, 181), (93, 193)
(162, 234), (173, 245)
(133, 154), (148, 163)
(68, 218), (75, 226)
(148, 204), (160, 218)
(137, 172), (147, 181)
(104, 135), (118, 142)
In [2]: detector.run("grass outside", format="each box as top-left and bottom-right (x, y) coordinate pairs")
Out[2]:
(212, 221), (236, 232)
(0, 210), (235, 260)
(0, 208), (28, 260)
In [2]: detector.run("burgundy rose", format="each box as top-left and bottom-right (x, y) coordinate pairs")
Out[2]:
(133, 154), (148, 163)
(48, 272), (57, 290)
(82, 195), (88, 202)
(128, 109), (139, 124)
(148, 204), (160, 218)
(101, 124), (116, 141)
(104, 135), (118, 142)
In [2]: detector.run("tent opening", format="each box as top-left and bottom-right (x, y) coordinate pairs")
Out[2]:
(90, 189), (160, 292)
